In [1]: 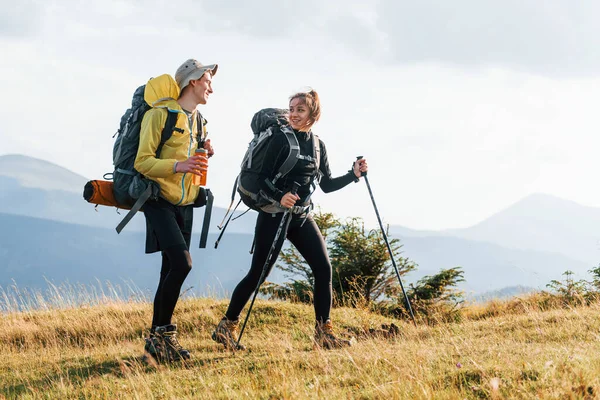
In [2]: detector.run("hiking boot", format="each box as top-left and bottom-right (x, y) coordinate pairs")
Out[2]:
(146, 324), (191, 362)
(314, 319), (354, 350)
(212, 318), (246, 351)
(143, 329), (163, 362)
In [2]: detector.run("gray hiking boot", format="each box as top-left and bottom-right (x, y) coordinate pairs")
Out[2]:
(314, 319), (354, 350)
(212, 318), (246, 351)
(144, 329), (162, 362)
(145, 324), (191, 362)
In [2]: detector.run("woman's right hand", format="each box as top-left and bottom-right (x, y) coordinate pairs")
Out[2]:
(176, 154), (208, 175)
(280, 192), (300, 209)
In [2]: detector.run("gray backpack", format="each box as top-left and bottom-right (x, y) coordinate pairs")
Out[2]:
(111, 84), (181, 208)
(106, 83), (181, 233)
(215, 108), (320, 247)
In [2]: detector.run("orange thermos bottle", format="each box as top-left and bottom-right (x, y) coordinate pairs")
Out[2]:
(193, 148), (208, 186)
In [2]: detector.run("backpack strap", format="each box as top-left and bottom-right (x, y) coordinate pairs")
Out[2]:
(199, 189), (214, 248)
(271, 126), (300, 185)
(309, 133), (322, 186)
(116, 110), (180, 234)
(312, 133), (320, 174)
(115, 184), (153, 233)
(195, 111), (207, 147)
(156, 110), (180, 157)
(296, 133), (321, 225)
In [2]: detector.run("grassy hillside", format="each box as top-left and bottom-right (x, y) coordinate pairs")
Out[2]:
(1, 296), (600, 399)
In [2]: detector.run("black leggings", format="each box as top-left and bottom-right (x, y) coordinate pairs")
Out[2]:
(143, 198), (193, 327)
(225, 212), (333, 323)
(151, 244), (192, 326)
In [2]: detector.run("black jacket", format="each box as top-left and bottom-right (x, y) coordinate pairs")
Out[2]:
(257, 127), (357, 205)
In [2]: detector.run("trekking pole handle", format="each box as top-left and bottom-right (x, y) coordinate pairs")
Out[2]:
(356, 156), (367, 177)
(291, 181), (300, 195)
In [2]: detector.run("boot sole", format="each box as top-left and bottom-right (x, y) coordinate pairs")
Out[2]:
(143, 348), (189, 363)
(143, 353), (188, 363)
(314, 337), (356, 350)
(212, 331), (247, 351)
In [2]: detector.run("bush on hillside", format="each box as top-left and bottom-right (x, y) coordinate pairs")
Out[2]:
(261, 210), (464, 323)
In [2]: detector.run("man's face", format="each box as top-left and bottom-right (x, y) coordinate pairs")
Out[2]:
(191, 72), (213, 105)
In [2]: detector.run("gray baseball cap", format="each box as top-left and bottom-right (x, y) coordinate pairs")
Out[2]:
(175, 59), (218, 91)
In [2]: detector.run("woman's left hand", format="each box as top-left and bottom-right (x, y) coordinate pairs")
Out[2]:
(203, 139), (215, 158)
(353, 158), (368, 178)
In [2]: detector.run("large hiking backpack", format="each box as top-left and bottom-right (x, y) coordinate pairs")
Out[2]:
(110, 84), (180, 209)
(106, 82), (182, 234)
(214, 108), (320, 248)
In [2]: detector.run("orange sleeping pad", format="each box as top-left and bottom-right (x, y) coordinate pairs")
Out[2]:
(83, 180), (131, 210)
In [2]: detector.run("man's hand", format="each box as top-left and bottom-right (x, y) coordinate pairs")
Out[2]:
(176, 154), (208, 175)
(203, 139), (215, 158)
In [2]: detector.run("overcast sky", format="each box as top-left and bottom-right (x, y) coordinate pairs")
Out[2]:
(2, 0), (600, 230)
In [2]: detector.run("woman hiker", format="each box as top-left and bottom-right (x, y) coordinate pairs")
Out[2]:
(213, 89), (368, 350)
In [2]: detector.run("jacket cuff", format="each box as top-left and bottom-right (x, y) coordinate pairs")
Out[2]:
(273, 190), (285, 203)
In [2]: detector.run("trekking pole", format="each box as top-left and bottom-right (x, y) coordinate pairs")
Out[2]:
(356, 156), (417, 327)
(237, 182), (301, 348)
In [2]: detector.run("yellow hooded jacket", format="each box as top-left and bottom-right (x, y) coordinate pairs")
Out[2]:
(134, 74), (206, 206)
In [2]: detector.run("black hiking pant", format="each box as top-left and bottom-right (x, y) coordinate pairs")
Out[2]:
(225, 211), (333, 323)
(143, 198), (193, 327)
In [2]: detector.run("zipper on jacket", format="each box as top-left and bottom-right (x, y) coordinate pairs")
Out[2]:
(175, 110), (196, 206)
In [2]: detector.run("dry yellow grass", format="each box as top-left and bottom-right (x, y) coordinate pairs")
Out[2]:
(1, 295), (600, 399)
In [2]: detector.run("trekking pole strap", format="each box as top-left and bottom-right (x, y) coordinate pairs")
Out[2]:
(218, 175), (240, 229)
(199, 189), (214, 249)
(214, 198), (242, 248)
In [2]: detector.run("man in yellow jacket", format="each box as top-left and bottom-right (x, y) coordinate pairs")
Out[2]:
(134, 58), (217, 362)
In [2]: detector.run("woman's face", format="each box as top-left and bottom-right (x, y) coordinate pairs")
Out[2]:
(288, 97), (311, 131)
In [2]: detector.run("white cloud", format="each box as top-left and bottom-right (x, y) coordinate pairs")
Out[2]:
(2, 0), (600, 231)
(0, 0), (43, 37)
(375, 1), (600, 75)
(173, 0), (600, 77)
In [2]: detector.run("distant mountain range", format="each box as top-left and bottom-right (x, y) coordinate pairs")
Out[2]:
(0, 212), (257, 298)
(0, 154), (258, 233)
(390, 193), (600, 267)
(0, 153), (598, 298)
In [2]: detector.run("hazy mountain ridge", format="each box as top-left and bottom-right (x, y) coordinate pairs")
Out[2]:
(0, 154), (258, 233)
(443, 193), (600, 265)
(389, 193), (600, 267)
(399, 234), (591, 293)
(1, 154), (595, 296)
(1, 211), (580, 297)
(0, 212), (258, 297)
(467, 285), (538, 303)
(0, 154), (88, 194)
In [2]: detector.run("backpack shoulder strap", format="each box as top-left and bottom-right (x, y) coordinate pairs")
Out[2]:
(312, 133), (320, 173)
(196, 112), (206, 145)
(155, 110), (181, 157)
(272, 126), (300, 184)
